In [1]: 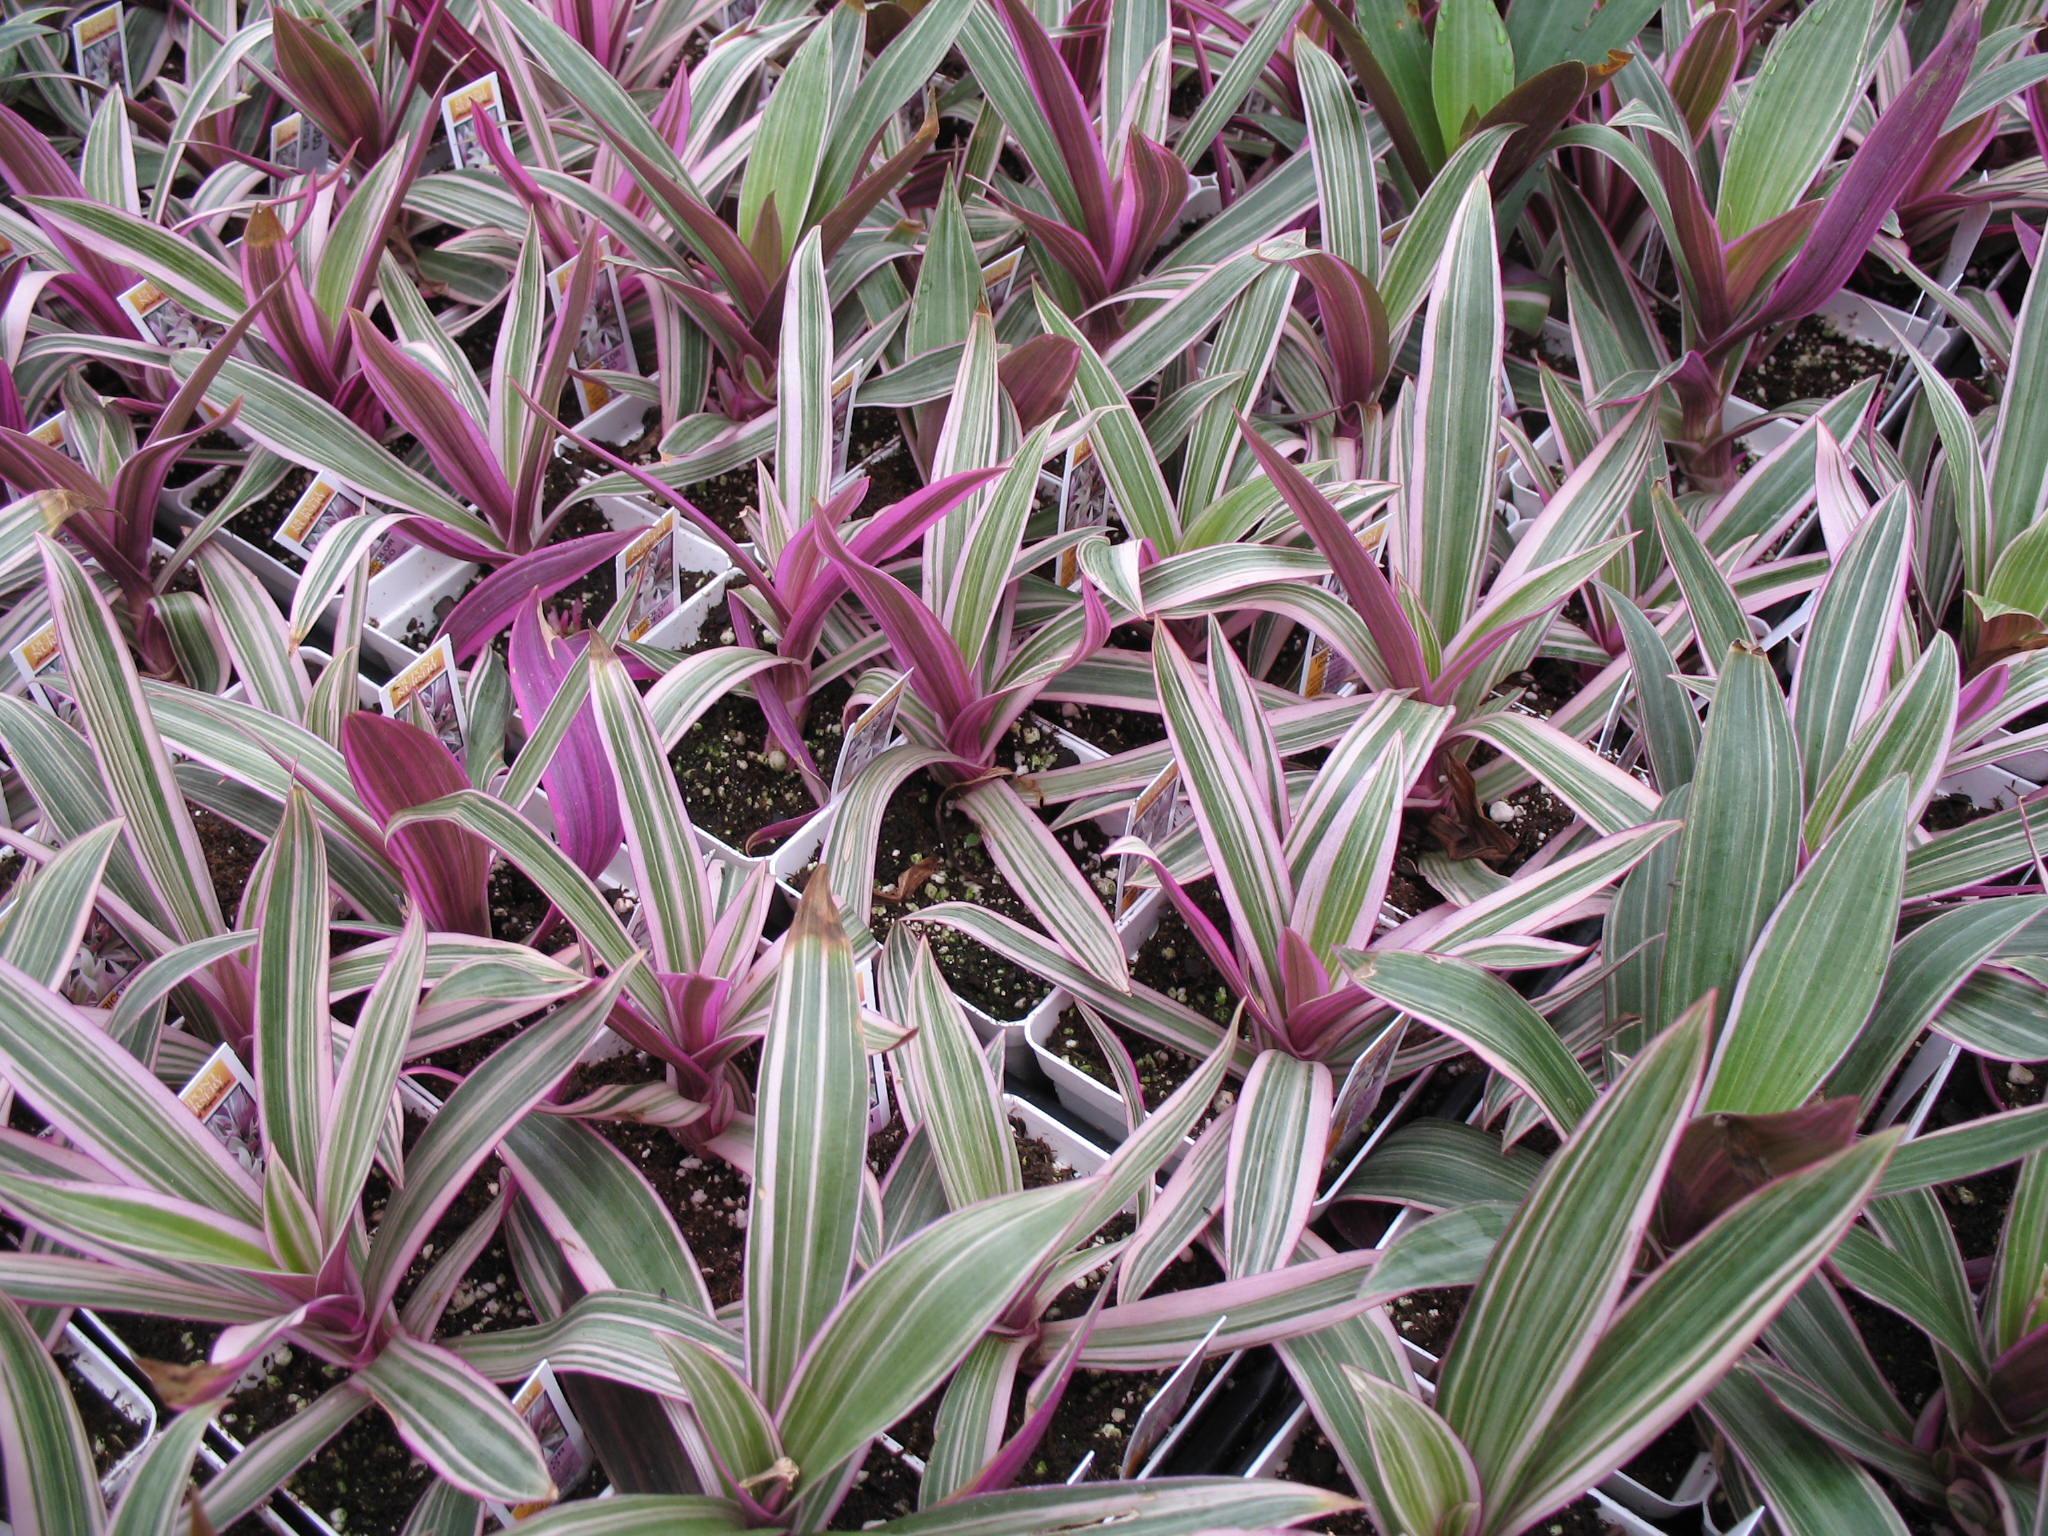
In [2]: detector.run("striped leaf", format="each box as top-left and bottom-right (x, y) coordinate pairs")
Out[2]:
(1336, 1120), (1544, 1211)
(1343, 1365), (1480, 1536)
(0, 1172), (276, 1270)
(1456, 713), (1659, 835)
(0, 1291), (101, 1536)
(1298, 37), (1379, 278)
(1354, 952), (1596, 1132)
(104, 1396), (220, 1536)
(589, 637), (709, 971)
(41, 539), (221, 943)
(771, 230), (831, 557)
(1153, 628), (1289, 1003)
(252, 789), (332, 1203)
(1705, 1369), (1911, 1536)
(747, 872), (866, 1408)
(360, 1334), (552, 1502)
(1402, 175), (1501, 643)
(1606, 584), (1700, 790)
(320, 910), (425, 1239)
(1225, 1052), (1332, 1279)
(361, 962), (638, 1319)
(778, 1181), (1095, 1476)
(1707, 778), (1912, 1114)
(1792, 487), (1912, 800)
(1715, 0), (1876, 240)
(0, 952), (258, 1217)
(660, 1339), (779, 1496)
(893, 939), (1019, 1210)
(1496, 1131), (1897, 1535)
(0, 820), (121, 989)
(1434, 1003), (1707, 1503)
(960, 778), (1126, 987)
(1653, 491), (1749, 672)
(1658, 647), (1800, 1028)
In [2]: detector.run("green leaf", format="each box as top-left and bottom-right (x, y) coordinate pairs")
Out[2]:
(738, 18), (834, 261)
(1707, 778), (1912, 1114)
(252, 789), (331, 1200)
(1988, 195), (2048, 561)
(1299, 38), (1380, 278)
(0, 1292), (103, 1536)
(1344, 1366), (1481, 1536)
(1354, 951), (1596, 1131)
(660, 1339), (780, 1496)
(893, 940), (1020, 1210)
(1658, 647), (1800, 1028)
(321, 910), (425, 1239)
(1405, 174), (1502, 641)
(0, 820), (122, 989)
(1226, 1052), (1333, 1279)
(1792, 487), (1913, 800)
(1434, 1001), (1707, 1502)
(1716, 0), (1877, 240)
(1432, 0), (1516, 149)
(1705, 1368), (1912, 1536)
(746, 872), (867, 1409)
(360, 1335), (552, 1502)
(1498, 1130), (1898, 1534)
(1336, 1120), (1544, 1210)
(105, 1397), (220, 1536)
(777, 1182), (1092, 1476)
(1878, 1103), (2048, 1196)
(1803, 634), (1957, 845)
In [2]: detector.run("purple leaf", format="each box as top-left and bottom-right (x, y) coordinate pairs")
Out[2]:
(1235, 420), (1429, 691)
(441, 531), (637, 663)
(508, 599), (622, 880)
(0, 104), (132, 334)
(342, 712), (493, 935)
(242, 206), (340, 399)
(994, 0), (1115, 256)
(1112, 133), (1191, 286)
(272, 8), (384, 164)
(811, 514), (980, 728)
(1658, 1097), (1860, 1247)
(1761, 10), (1979, 330)
(347, 311), (517, 536)
(1288, 253), (1392, 422)
(998, 335), (1080, 432)
(1667, 7), (1740, 143)
(996, 197), (1112, 309)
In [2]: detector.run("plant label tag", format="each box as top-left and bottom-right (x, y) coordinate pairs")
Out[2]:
(117, 280), (221, 352)
(1058, 440), (1114, 588)
(1117, 761), (1182, 916)
(827, 359), (868, 488)
(275, 476), (396, 574)
(178, 1043), (262, 1175)
(833, 670), (911, 797)
(980, 248), (1023, 314)
(1121, 1315), (1225, 1476)
(71, 3), (129, 96)
(269, 112), (331, 181)
(379, 636), (469, 761)
(8, 622), (62, 712)
(616, 510), (680, 642)
(27, 412), (80, 465)
(546, 258), (636, 415)
(489, 1362), (591, 1522)
(441, 73), (508, 172)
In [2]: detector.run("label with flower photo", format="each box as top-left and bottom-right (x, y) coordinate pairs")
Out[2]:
(178, 1043), (262, 1176)
(1117, 762), (1183, 917)
(27, 412), (80, 465)
(546, 257), (635, 415)
(274, 475), (396, 574)
(615, 510), (680, 642)
(118, 279), (222, 352)
(70, 2), (128, 94)
(8, 622), (61, 712)
(378, 636), (468, 760)
(269, 112), (331, 181)
(441, 73), (508, 172)
(1057, 440), (1114, 588)
(487, 1362), (591, 1524)
(833, 671), (912, 797)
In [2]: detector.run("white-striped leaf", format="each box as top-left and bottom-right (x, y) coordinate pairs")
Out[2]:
(0, 1291), (102, 1536)
(894, 938), (1019, 1209)
(1225, 1052), (1332, 1279)
(360, 1335), (552, 1502)
(1343, 1365), (1480, 1536)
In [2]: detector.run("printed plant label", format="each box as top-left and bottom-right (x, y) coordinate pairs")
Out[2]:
(547, 258), (636, 415)
(274, 475), (397, 574)
(441, 73), (508, 172)
(491, 1362), (591, 1523)
(8, 622), (61, 712)
(178, 1044), (262, 1176)
(833, 671), (912, 796)
(1058, 440), (1114, 588)
(71, 3), (128, 94)
(1117, 761), (1183, 916)
(378, 636), (468, 760)
(616, 510), (680, 642)
(118, 279), (221, 352)
(270, 112), (332, 179)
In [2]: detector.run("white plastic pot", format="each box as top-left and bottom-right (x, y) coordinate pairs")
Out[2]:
(60, 1319), (158, 1496)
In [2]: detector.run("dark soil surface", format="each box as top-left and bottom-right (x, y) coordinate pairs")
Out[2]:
(194, 806), (266, 920)
(188, 463), (315, 574)
(1048, 1008), (1208, 1110)
(872, 759), (1114, 1021)
(667, 677), (850, 851)
(488, 861), (554, 946)
(1618, 1413), (1706, 1499)
(1045, 699), (1167, 754)
(564, 1050), (753, 1309)
(1129, 889), (1236, 1026)
(1278, 1425), (1378, 1535)
(1386, 1286), (1466, 1360)
(62, 1353), (147, 1475)
(1739, 315), (1898, 411)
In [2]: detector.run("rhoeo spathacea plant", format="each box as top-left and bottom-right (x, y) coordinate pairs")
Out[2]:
(1547, 0), (1983, 480)
(0, 784), (642, 1509)
(1333, 1005), (1897, 1536)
